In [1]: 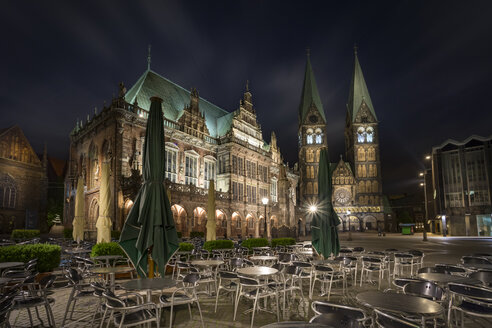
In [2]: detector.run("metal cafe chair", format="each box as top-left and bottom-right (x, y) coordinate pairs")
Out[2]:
(311, 301), (370, 326)
(233, 275), (280, 328)
(435, 264), (467, 276)
(103, 291), (160, 328)
(394, 253), (415, 278)
(311, 265), (344, 300)
(61, 268), (95, 327)
(461, 256), (492, 265)
(374, 309), (420, 328)
(447, 282), (492, 327)
(276, 265), (304, 317)
(360, 257), (384, 290)
(470, 271), (492, 287)
(214, 271), (239, 313)
(292, 261), (314, 297)
(403, 281), (446, 327)
(160, 273), (205, 328)
(389, 277), (422, 293)
(407, 250), (425, 271)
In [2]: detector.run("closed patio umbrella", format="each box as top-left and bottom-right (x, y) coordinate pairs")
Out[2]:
(206, 180), (216, 241)
(96, 162), (112, 243)
(72, 176), (85, 244)
(119, 96), (179, 278)
(311, 148), (340, 258)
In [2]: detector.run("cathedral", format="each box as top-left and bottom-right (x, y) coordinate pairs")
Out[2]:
(298, 48), (384, 232)
(63, 47), (385, 239)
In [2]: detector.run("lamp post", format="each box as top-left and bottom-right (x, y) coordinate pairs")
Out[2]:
(262, 197), (269, 239)
(419, 154), (431, 241)
(347, 210), (352, 241)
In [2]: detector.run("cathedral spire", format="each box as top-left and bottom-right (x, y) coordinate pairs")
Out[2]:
(347, 46), (377, 122)
(147, 44), (152, 71)
(298, 50), (326, 124)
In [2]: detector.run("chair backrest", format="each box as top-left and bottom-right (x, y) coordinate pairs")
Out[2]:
(66, 268), (83, 284)
(435, 264), (467, 274)
(311, 301), (365, 319)
(393, 277), (422, 288)
(448, 282), (492, 301)
(339, 249), (353, 254)
(38, 274), (57, 289)
(472, 253), (492, 257)
(90, 281), (107, 296)
(218, 271), (238, 280)
(278, 252), (293, 263)
(102, 291), (126, 309)
(238, 275), (260, 287)
(374, 309), (420, 328)
(243, 259), (254, 267)
(470, 271), (492, 287)
(418, 266), (446, 274)
(284, 265), (301, 276)
(403, 281), (444, 301)
(230, 258), (244, 269)
(395, 253), (413, 260)
(352, 247), (364, 252)
(385, 248), (398, 252)
(462, 256), (492, 265)
(292, 261), (312, 269)
(183, 273), (200, 285)
(314, 265), (333, 273)
(408, 250), (423, 257)
(362, 257), (382, 263)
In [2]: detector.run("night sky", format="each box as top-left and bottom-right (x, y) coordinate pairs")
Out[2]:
(2, 1), (492, 194)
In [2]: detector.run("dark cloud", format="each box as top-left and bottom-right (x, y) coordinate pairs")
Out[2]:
(2, 0), (492, 195)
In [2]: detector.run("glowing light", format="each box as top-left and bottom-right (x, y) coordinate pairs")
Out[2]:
(262, 197), (269, 205)
(420, 182), (424, 187)
(425, 155), (431, 160)
(419, 172), (424, 177)
(309, 205), (317, 213)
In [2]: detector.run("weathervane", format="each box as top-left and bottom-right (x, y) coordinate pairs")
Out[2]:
(147, 44), (152, 70)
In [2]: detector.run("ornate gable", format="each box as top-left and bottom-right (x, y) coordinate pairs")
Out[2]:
(0, 126), (41, 166)
(178, 88), (210, 137)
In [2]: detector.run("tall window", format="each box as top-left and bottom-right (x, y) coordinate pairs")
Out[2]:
(357, 127), (366, 143)
(247, 185), (252, 203)
(442, 151), (463, 208)
(271, 179), (277, 202)
(232, 182), (238, 200)
(232, 155), (237, 174)
(219, 155), (228, 174)
(238, 183), (244, 201)
(252, 186), (257, 204)
(0, 174), (16, 209)
(366, 127), (374, 143)
(165, 149), (177, 182)
(238, 157), (244, 176)
(466, 148), (490, 206)
(185, 155), (198, 186)
(204, 159), (216, 189)
(306, 134), (313, 144)
(248, 218), (254, 229)
(315, 128), (323, 144)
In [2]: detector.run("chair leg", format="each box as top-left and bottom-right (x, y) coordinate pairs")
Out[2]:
(251, 293), (259, 328)
(169, 304), (174, 328)
(61, 288), (75, 326)
(99, 306), (108, 328)
(187, 303), (192, 319)
(214, 286), (221, 313)
(195, 299), (205, 328)
(275, 291), (280, 322)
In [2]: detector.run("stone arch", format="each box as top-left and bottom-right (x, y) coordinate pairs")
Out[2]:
(258, 215), (266, 237)
(363, 215), (378, 230)
(88, 142), (99, 189)
(216, 209), (227, 238)
(232, 212), (243, 238)
(88, 197), (99, 232)
(123, 199), (134, 221)
(171, 204), (187, 236)
(101, 139), (111, 163)
(245, 213), (256, 238)
(358, 147), (366, 161)
(192, 207), (207, 234)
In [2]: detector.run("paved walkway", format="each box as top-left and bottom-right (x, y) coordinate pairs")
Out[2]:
(7, 234), (492, 327)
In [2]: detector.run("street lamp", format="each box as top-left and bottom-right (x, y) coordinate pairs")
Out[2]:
(262, 197), (269, 238)
(308, 205), (317, 213)
(419, 155), (432, 241)
(347, 210), (352, 241)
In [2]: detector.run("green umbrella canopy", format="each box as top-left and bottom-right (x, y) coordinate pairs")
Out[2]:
(119, 96), (179, 277)
(311, 148), (341, 258)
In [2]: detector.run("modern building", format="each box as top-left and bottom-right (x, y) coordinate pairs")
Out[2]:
(0, 125), (47, 233)
(297, 48), (384, 232)
(431, 135), (492, 236)
(64, 60), (299, 239)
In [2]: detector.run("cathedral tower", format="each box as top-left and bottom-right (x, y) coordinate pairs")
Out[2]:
(345, 47), (382, 208)
(298, 51), (328, 204)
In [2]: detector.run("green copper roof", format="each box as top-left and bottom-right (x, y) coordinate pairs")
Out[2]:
(125, 70), (232, 137)
(298, 55), (326, 123)
(347, 51), (377, 122)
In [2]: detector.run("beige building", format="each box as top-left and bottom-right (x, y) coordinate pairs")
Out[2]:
(64, 64), (299, 239)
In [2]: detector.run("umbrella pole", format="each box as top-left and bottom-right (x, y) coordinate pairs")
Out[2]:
(148, 247), (154, 278)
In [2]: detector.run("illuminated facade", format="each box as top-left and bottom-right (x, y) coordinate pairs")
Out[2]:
(298, 49), (384, 231)
(431, 135), (492, 236)
(0, 126), (47, 232)
(64, 66), (299, 238)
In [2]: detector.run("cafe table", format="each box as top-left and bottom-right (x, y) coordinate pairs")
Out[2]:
(461, 263), (492, 271)
(92, 255), (124, 267)
(418, 273), (482, 286)
(90, 266), (134, 291)
(237, 266), (278, 277)
(120, 277), (176, 302)
(249, 255), (278, 266)
(356, 291), (444, 327)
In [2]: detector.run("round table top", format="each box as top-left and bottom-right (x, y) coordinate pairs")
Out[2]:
(253, 246), (271, 250)
(92, 255), (124, 261)
(121, 278), (176, 291)
(0, 262), (24, 270)
(90, 266), (134, 274)
(190, 260), (224, 267)
(237, 266), (278, 276)
(418, 273), (482, 285)
(310, 313), (361, 328)
(250, 256), (278, 261)
(356, 291), (443, 315)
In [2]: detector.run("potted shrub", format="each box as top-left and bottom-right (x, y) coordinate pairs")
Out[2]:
(91, 242), (131, 278)
(203, 240), (234, 252)
(241, 238), (269, 251)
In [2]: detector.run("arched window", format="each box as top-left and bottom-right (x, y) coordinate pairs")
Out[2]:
(307, 182), (313, 195)
(314, 182), (318, 194)
(306, 129), (314, 145)
(248, 218), (254, 229)
(366, 127), (374, 143)
(315, 149), (320, 162)
(221, 219), (227, 228)
(306, 150), (314, 162)
(372, 181), (378, 193)
(0, 175), (17, 209)
(358, 147), (366, 161)
(357, 127), (366, 143)
(314, 128), (323, 144)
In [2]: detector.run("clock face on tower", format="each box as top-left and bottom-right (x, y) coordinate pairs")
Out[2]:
(334, 188), (351, 205)
(309, 115), (318, 123)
